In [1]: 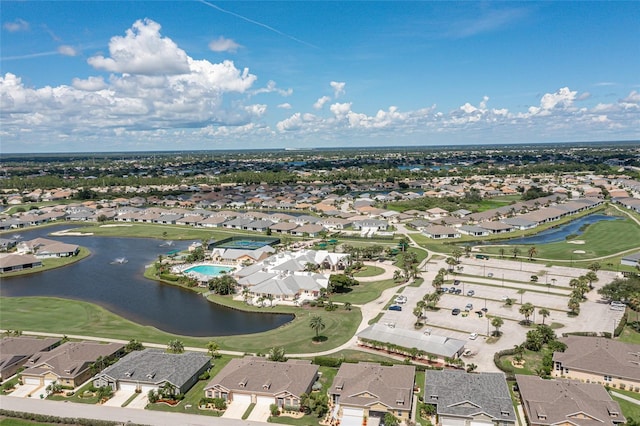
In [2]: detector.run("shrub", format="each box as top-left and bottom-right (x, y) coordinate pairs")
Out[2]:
(313, 356), (343, 367)
(270, 403), (280, 416)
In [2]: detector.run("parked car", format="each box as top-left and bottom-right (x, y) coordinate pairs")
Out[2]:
(465, 303), (473, 311)
(469, 332), (478, 340)
(453, 280), (460, 286)
(487, 272), (494, 278)
(454, 289), (462, 294)
(475, 310), (484, 318)
(610, 301), (625, 311)
(448, 287), (456, 294)
(439, 287), (448, 293)
(452, 308), (461, 315)
(388, 305), (402, 311)
(467, 290), (475, 296)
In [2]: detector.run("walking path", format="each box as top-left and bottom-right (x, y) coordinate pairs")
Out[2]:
(611, 390), (640, 406)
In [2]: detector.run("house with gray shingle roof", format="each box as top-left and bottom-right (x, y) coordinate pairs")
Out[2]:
(330, 362), (415, 426)
(424, 370), (515, 426)
(516, 374), (625, 426)
(553, 336), (640, 388)
(93, 349), (210, 395)
(204, 357), (318, 409)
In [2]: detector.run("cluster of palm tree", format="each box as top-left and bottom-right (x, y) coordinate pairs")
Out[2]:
(431, 268), (447, 291)
(567, 271), (599, 315)
(167, 339), (185, 354)
(341, 244), (386, 262)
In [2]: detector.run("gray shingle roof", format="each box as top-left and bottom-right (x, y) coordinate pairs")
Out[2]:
(424, 370), (515, 422)
(96, 349), (210, 388)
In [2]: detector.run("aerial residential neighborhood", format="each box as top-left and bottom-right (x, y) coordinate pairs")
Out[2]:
(1, 144), (639, 426)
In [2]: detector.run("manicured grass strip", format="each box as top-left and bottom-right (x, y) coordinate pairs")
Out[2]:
(121, 392), (140, 407)
(242, 403), (256, 420)
(0, 296), (361, 355)
(0, 419), (53, 426)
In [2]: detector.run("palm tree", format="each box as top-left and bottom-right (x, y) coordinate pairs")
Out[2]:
(588, 262), (601, 273)
(499, 247), (505, 259)
(413, 307), (424, 327)
(567, 297), (581, 315)
(491, 317), (504, 336)
(519, 303), (535, 324)
(344, 302), (352, 311)
(538, 308), (550, 325)
(512, 246), (521, 259)
(446, 257), (457, 272)
(451, 248), (463, 263)
(398, 236), (410, 252)
(268, 346), (287, 362)
(464, 245), (472, 258)
(167, 339), (184, 354)
(527, 246), (537, 261)
(309, 315), (326, 341)
(584, 271), (598, 289)
(393, 270), (403, 282)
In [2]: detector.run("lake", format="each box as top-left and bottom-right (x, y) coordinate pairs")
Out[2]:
(0, 225), (293, 336)
(491, 213), (620, 245)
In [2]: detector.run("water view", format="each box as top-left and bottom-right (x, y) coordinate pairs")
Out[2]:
(492, 214), (620, 246)
(0, 225), (293, 336)
(183, 264), (234, 277)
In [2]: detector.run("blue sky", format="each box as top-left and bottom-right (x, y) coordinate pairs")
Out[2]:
(1, 1), (639, 153)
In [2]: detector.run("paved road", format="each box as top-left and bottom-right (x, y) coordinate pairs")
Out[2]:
(0, 395), (264, 426)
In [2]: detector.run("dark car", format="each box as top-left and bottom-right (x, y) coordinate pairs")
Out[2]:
(448, 287), (456, 294)
(453, 280), (460, 286)
(388, 305), (402, 311)
(452, 308), (461, 315)
(454, 289), (462, 294)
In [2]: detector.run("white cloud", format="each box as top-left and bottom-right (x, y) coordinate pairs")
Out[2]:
(623, 90), (640, 103)
(313, 95), (331, 110)
(88, 19), (190, 75)
(71, 76), (107, 91)
(278, 103), (292, 109)
(539, 87), (577, 110)
(208, 36), (241, 53)
(252, 80), (293, 97)
(3, 18), (29, 32)
(57, 45), (78, 57)
(330, 81), (346, 98)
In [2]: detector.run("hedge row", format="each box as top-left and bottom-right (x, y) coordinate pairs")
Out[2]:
(493, 348), (518, 380)
(0, 409), (145, 426)
(614, 311), (628, 337)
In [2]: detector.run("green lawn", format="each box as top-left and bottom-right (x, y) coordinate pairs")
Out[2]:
(612, 395), (640, 422)
(330, 279), (400, 304)
(47, 381), (100, 404)
(0, 296), (361, 354)
(0, 420), (57, 426)
(353, 265), (385, 278)
(619, 324), (640, 344)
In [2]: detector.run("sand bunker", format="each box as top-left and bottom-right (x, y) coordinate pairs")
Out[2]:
(50, 229), (93, 236)
(572, 250), (586, 254)
(100, 224), (132, 227)
(567, 240), (585, 244)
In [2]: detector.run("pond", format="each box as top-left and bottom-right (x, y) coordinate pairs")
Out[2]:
(0, 225), (293, 336)
(490, 214), (621, 245)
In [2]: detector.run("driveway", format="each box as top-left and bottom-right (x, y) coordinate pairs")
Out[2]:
(126, 392), (149, 409)
(247, 399), (272, 422)
(8, 384), (42, 398)
(103, 389), (136, 407)
(222, 399), (251, 419)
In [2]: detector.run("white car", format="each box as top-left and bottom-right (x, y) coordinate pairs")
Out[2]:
(469, 332), (478, 340)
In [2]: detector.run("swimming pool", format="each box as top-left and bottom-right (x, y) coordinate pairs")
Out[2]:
(184, 265), (234, 277)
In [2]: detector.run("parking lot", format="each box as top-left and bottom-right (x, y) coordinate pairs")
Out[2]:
(378, 256), (626, 371)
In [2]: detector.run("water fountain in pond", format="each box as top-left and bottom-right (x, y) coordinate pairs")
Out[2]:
(111, 257), (129, 264)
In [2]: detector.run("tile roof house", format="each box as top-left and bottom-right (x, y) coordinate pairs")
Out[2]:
(204, 357), (318, 409)
(553, 336), (640, 388)
(330, 362), (416, 426)
(516, 374), (625, 426)
(21, 341), (125, 388)
(424, 370), (515, 426)
(0, 337), (61, 380)
(93, 349), (210, 395)
(422, 225), (461, 239)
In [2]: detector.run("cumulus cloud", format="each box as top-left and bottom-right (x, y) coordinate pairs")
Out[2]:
(313, 95), (331, 110)
(252, 80), (293, 97)
(3, 18), (29, 32)
(623, 90), (640, 103)
(57, 45), (78, 56)
(330, 81), (346, 98)
(278, 103), (292, 109)
(209, 36), (241, 53)
(88, 19), (190, 75)
(71, 76), (107, 91)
